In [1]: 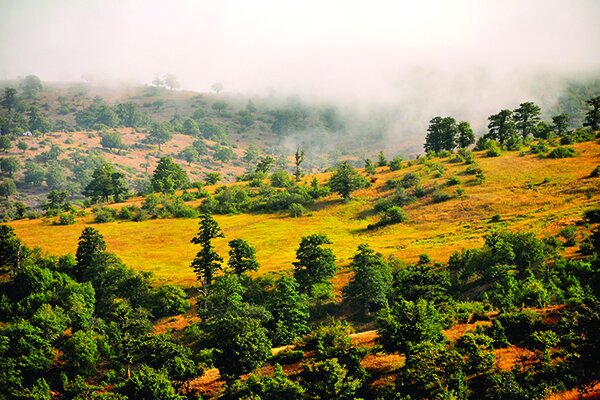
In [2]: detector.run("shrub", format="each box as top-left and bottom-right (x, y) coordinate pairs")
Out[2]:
(389, 156), (403, 171)
(288, 202), (306, 217)
(529, 140), (549, 155)
(589, 165), (600, 177)
(432, 189), (452, 203)
(584, 208), (600, 223)
(57, 213), (76, 225)
(92, 206), (117, 223)
(379, 206), (407, 225)
(485, 141), (502, 157)
(464, 164), (482, 175)
(560, 226), (578, 247)
(401, 172), (420, 188)
(447, 176), (461, 186)
(547, 146), (576, 159)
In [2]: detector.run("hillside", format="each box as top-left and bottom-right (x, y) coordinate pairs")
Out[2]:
(8, 140), (599, 286)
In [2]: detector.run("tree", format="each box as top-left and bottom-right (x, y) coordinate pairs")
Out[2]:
(343, 244), (392, 315)
(45, 162), (67, 190)
(212, 101), (228, 114)
(376, 299), (444, 353)
(205, 172), (221, 185)
(179, 146), (199, 165)
(211, 82), (224, 94)
(27, 106), (51, 133)
(328, 161), (369, 201)
(210, 315), (271, 383)
(0, 157), (21, 176)
(22, 162), (45, 186)
(514, 102), (541, 138)
(228, 238), (259, 275)
(457, 121), (475, 148)
(163, 74), (180, 91)
(62, 330), (99, 376)
(364, 158), (376, 175)
(100, 130), (124, 150)
(118, 364), (180, 400)
(148, 121), (173, 151)
(0, 178), (16, 198)
(300, 358), (362, 400)
(151, 157), (189, 194)
(424, 116), (458, 152)
(242, 144), (260, 165)
(75, 227), (107, 281)
(214, 145), (235, 165)
(1, 88), (18, 112)
(294, 146), (305, 182)
(268, 275), (310, 345)
(190, 214), (224, 293)
(19, 75), (43, 98)
(0, 135), (12, 152)
(583, 96), (600, 131)
(115, 103), (147, 128)
(0, 224), (24, 274)
(83, 163), (128, 202)
(293, 234), (337, 295)
(17, 141), (28, 153)
(255, 155), (274, 174)
(552, 113), (569, 136)
(487, 109), (517, 145)
(377, 151), (387, 167)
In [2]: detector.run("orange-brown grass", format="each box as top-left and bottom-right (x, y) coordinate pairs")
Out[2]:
(9, 141), (600, 286)
(443, 320), (493, 341)
(495, 346), (537, 371)
(547, 384), (600, 400)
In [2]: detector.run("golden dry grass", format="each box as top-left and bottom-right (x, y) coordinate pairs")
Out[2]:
(8, 141), (600, 286)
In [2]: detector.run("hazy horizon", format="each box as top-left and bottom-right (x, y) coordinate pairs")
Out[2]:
(1, 0), (599, 138)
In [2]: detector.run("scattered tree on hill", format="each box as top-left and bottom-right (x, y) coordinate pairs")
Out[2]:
(0, 135), (12, 152)
(100, 130), (124, 150)
(74, 227), (107, 281)
(343, 244), (393, 315)
(17, 140), (28, 153)
(552, 113), (569, 136)
(425, 116), (458, 152)
(0, 157), (21, 177)
(45, 162), (68, 190)
(27, 106), (52, 133)
(205, 172), (221, 185)
(0, 178), (16, 198)
(364, 158), (376, 175)
(228, 238), (259, 275)
(294, 146), (305, 182)
(514, 102), (541, 138)
(377, 151), (387, 167)
(377, 299), (444, 353)
(163, 74), (180, 91)
(115, 103), (147, 128)
(151, 157), (189, 194)
(293, 234), (337, 295)
(190, 214), (225, 294)
(212, 101), (228, 114)
(1, 88), (18, 112)
(214, 145), (235, 165)
(268, 275), (310, 345)
(486, 109), (517, 145)
(148, 121), (173, 151)
(242, 144), (260, 166)
(19, 74), (43, 98)
(255, 155), (274, 175)
(22, 162), (45, 186)
(42, 190), (71, 215)
(583, 96), (600, 131)
(211, 82), (224, 94)
(209, 315), (272, 383)
(83, 163), (128, 203)
(457, 121), (475, 148)
(328, 161), (370, 201)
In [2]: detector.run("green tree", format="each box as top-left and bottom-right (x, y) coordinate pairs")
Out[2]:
(0, 157), (21, 177)
(17, 140), (28, 153)
(214, 145), (235, 165)
(343, 244), (392, 315)
(22, 162), (45, 186)
(328, 161), (369, 201)
(205, 172), (221, 185)
(0, 224), (25, 274)
(210, 315), (272, 383)
(242, 144), (260, 166)
(377, 299), (445, 353)
(299, 358), (362, 400)
(293, 234), (336, 295)
(100, 130), (124, 150)
(190, 214), (225, 293)
(514, 102), (541, 138)
(1, 88), (18, 112)
(118, 364), (181, 400)
(83, 163), (128, 202)
(62, 330), (99, 375)
(583, 96), (600, 131)
(0, 135), (12, 152)
(151, 157), (189, 194)
(552, 113), (569, 136)
(0, 178), (16, 198)
(425, 116), (458, 152)
(179, 146), (199, 165)
(377, 150), (387, 167)
(268, 275), (310, 346)
(42, 190), (71, 215)
(487, 109), (517, 145)
(294, 146), (305, 182)
(27, 106), (51, 133)
(148, 121), (173, 151)
(19, 75), (43, 98)
(364, 158), (376, 175)
(457, 120), (475, 148)
(45, 162), (67, 190)
(212, 100), (228, 114)
(75, 227), (107, 281)
(228, 238), (259, 275)
(255, 155), (275, 174)
(229, 363), (304, 400)
(116, 102), (147, 128)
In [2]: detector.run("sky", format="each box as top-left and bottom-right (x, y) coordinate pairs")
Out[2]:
(1, 0), (599, 133)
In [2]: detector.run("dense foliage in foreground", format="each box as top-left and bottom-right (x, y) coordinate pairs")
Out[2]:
(1, 204), (599, 399)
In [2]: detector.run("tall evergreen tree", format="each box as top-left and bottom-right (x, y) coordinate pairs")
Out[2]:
(513, 102), (541, 138)
(293, 234), (336, 295)
(151, 157), (189, 194)
(228, 238), (259, 275)
(457, 121), (475, 148)
(328, 161), (369, 201)
(190, 214), (224, 294)
(75, 227), (107, 281)
(268, 275), (310, 345)
(486, 109), (517, 144)
(552, 113), (569, 136)
(583, 96), (600, 131)
(425, 116), (458, 152)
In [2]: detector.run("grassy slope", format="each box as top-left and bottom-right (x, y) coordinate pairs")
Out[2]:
(9, 140), (599, 286)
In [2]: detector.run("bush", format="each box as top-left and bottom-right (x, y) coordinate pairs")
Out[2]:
(584, 208), (600, 223)
(447, 176), (461, 186)
(92, 206), (117, 223)
(560, 226), (578, 247)
(432, 189), (452, 203)
(288, 202), (306, 217)
(56, 213), (76, 225)
(389, 156), (404, 171)
(401, 172), (420, 188)
(149, 284), (191, 317)
(547, 146), (576, 159)
(486, 141), (502, 157)
(589, 165), (600, 177)
(464, 164), (482, 175)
